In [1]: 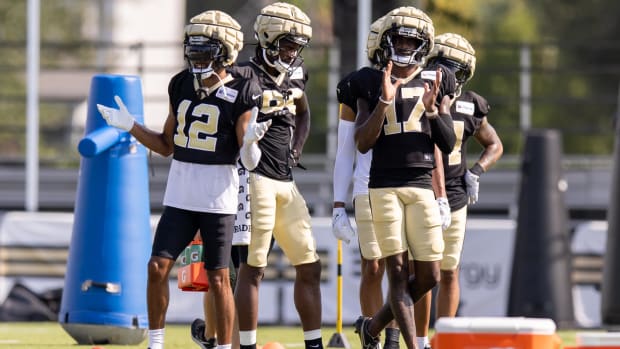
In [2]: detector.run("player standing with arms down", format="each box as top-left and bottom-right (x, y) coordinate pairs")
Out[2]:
(412, 32), (504, 349)
(351, 6), (456, 349)
(96, 10), (261, 349)
(190, 162), (252, 349)
(232, 3), (325, 349)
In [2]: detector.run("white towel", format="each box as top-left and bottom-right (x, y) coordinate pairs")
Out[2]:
(233, 163), (251, 246)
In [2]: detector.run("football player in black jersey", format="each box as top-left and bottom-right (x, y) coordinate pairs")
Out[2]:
(332, 16), (405, 349)
(350, 6), (457, 349)
(96, 10), (262, 349)
(412, 33), (503, 348)
(229, 4), (324, 349)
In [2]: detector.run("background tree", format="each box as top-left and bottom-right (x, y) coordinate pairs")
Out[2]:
(524, 0), (620, 154)
(1, 0), (619, 164)
(0, 0), (89, 162)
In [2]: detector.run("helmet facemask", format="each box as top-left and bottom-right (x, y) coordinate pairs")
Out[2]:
(185, 35), (226, 80)
(262, 34), (308, 75)
(426, 33), (477, 97)
(431, 56), (472, 97)
(440, 58), (472, 85)
(383, 27), (429, 67)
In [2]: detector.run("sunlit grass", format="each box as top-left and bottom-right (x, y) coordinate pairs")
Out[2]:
(0, 322), (583, 349)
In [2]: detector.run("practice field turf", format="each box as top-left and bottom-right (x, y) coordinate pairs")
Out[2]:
(0, 322), (582, 348)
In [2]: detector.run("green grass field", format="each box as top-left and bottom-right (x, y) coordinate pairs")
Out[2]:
(0, 322), (583, 349)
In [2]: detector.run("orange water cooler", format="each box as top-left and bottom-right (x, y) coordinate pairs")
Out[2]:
(431, 317), (561, 349)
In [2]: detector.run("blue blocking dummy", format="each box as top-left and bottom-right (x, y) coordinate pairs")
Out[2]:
(59, 75), (151, 345)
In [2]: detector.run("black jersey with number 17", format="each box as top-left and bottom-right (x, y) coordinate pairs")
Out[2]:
(167, 70), (262, 165)
(349, 65), (456, 189)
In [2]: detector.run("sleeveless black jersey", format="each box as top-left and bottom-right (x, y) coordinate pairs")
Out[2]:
(228, 58), (308, 181)
(168, 70), (262, 165)
(444, 90), (489, 210)
(349, 66), (456, 189)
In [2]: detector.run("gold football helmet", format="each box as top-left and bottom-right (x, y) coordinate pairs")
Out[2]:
(366, 16), (386, 67)
(184, 10), (243, 79)
(427, 33), (476, 85)
(254, 2), (312, 74)
(377, 6), (434, 67)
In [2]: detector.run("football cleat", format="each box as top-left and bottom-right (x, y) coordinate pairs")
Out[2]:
(190, 318), (217, 349)
(354, 316), (382, 349)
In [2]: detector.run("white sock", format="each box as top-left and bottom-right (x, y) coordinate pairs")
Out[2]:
(218, 344), (232, 349)
(239, 330), (257, 345)
(149, 328), (165, 349)
(416, 336), (429, 349)
(303, 329), (322, 340)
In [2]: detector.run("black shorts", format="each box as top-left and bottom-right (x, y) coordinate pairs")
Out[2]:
(151, 206), (234, 270)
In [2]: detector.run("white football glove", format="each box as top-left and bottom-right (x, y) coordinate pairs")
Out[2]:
(243, 107), (272, 144)
(331, 207), (356, 244)
(96, 95), (135, 131)
(437, 197), (451, 231)
(464, 170), (480, 205)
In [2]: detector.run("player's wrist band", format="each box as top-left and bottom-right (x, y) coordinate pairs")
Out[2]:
(425, 108), (439, 118)
(378, 96), (393, 105)
(470, 162), (485, 176)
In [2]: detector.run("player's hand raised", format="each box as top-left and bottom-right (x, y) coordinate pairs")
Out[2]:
(243, 107), (272, 144)
(422, 68), (442, 114)
(379, 61), (402, 105)
(96, 95), (135, 131)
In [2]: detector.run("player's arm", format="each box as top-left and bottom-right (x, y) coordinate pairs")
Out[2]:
(424, 69), (456, 154)
(292, 93), (311, 159)
(429, 94), (456, 154)
(236, 85), (264, 148)
(97, 95), (175, 156)
(464, 117), (503, 205)
(431, 145), (446, 198)
(333, 103), (356, 208)
(236, 108), (254, 147)
(432, 145), (451, 230)
(332, 103), (357, 243)
(472, 117), (504, 172)
(240, 107), (271, 171)
(129, 105), (176, 157)
(355, 62), (400, 154)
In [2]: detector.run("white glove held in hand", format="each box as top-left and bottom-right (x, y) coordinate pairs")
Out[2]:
(331, 207), (356, 244)
(243, 107), (272, 144)
(96, 95), (135, 131)
(437, 197), (451, 231)
(240, 107), (271, 171)
(464, 170), (480, 205)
